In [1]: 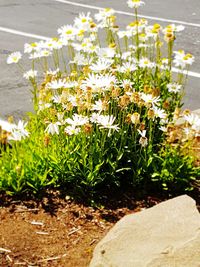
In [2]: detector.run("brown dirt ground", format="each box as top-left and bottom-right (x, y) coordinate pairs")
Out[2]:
(0, 189), (199, 267)
(0, 190), (148, 267)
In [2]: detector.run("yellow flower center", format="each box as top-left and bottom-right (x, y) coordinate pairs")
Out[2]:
(153, 23), (161, 30)
(31, 43), (37, 47)
(65, 30), (73, 35)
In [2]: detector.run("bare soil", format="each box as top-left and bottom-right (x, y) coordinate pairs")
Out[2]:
(0, 189), (199, 267)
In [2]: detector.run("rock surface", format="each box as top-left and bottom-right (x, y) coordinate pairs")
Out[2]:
(89, 195), (200, 267)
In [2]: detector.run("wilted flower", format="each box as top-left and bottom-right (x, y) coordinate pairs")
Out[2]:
(131, 112), (140, 125)
(138, 129), (148, 147)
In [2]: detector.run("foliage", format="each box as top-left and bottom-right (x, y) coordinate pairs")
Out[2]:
(0, 0), (199, 197)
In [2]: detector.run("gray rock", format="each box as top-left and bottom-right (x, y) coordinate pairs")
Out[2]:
(89, 195), (200, 267)
(193, 109), (200, 117)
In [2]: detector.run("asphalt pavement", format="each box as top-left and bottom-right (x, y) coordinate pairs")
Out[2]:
(0, 0), (199, 119)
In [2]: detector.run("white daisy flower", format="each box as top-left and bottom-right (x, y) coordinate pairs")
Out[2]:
(167, 83), (182, 93)
(117, 30), (132, 39)
(163, 24), (185, 34)
(81, 73), (116, 92)
(153, 107), (167, 120)
(65, 114), (89, 127)
(90, 113), (102, 123)
(38, 102), (52, 111)
(121, 79), (134, 88)
(92, 99), (106, 112)
(98, 115), (119, 134)
(8, 120), (29, 141)
(184, 113), (200, 131)
(118, 62), (137, 73)
(29, 52), (42, 59)
(43, 38), (63, 50)
(52, 94), (62, 104)
(46, 68), (60, 75)
(141, 93), (160, 106)
(45, 122), (61, 135)
(46, 79), (69, 90)
(173, 50), (194, 68)
(139, 57), (155, 68)
(57, 25), (77, 41)
(96, 47), (116, 58)
(95, 8), (115, 28)
(40, 49), (52, 58)
(23, 70), (37, 80)
(73, 39), (98, 53)
(74, 12), (92, 31)
(24, 42), (40, 54)
(159, 125), (167, 132)
(70, 53), (92, 66)
(127, 0), (145, 9)
(68, 95), (78, 107)
(64, 125), (81, 135)
(0, 119), (15, 132)
(7, 51), (22, 64)
(146, 26), (159, 40)
(90, 58), (113, 72)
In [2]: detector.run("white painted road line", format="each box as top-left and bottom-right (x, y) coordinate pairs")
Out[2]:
(172, 68), (200, 79)
(52, 0), (200, 28)
(0, 26), (50, 41)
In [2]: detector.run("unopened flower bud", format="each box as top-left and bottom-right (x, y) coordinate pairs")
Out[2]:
(163, 100), (170, 110)
(139, 122), (146, 131)
(44, 134), (50, 147)
(147, 109), (155, 120)
(84, 123), (93, 134)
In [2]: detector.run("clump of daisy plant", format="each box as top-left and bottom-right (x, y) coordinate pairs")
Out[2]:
(0, 0), (199, 197)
